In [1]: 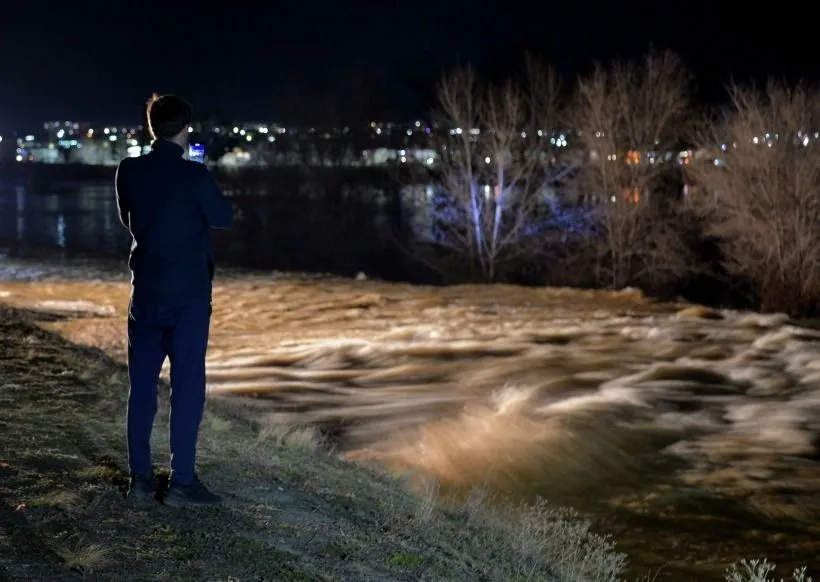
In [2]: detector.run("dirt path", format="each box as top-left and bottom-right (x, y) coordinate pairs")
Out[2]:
(0, 305), (625, 582)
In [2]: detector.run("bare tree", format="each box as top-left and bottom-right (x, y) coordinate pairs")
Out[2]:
(569, 50), (696, 290)
(424, 63), (567, 281)
(687, 82), (820, 315)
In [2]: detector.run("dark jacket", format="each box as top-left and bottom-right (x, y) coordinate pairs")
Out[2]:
(115, 139), (234, 305)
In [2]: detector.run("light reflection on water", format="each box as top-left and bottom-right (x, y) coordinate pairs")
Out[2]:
(0, 183), (130, 255)
(0, 180), (415, 277)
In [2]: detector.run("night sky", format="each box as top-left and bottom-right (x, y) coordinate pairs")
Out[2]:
(1, 0), (815, 130)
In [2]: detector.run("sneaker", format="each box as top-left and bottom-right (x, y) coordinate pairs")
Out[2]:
(163, 475), (222, 508)
(126, 474), (159, 504)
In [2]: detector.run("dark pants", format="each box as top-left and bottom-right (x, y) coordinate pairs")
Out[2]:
(126, 297), (211, 486)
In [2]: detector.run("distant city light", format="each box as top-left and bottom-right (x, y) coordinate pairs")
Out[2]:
(9, 117), (767, 173)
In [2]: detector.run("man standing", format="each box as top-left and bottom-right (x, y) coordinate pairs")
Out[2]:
(115, 94), (234, 507)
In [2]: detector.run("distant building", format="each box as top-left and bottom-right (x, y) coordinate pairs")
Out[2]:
(28, 146), (62, 164)
(0, 133), (12, 161)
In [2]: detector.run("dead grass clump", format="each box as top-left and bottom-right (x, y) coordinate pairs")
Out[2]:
(28, 490), (85, 512)
(257, 418), (325, 452)
(74, 464), (121, 482)
(56, 539), (110, 573)
(204, 411), (235, 433)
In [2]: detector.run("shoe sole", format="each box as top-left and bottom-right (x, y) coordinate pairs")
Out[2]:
(162, 490), (222, 508)
(162, 494), (222, 509)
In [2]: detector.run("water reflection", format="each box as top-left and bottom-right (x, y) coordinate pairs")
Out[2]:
(0, 183), (131, 256)
(57, 214), (66, 247)
(0, 180), (420, 278)
(16, 186), (24, 241)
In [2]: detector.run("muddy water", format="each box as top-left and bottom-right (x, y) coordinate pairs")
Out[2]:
(0, 266), (817, 580)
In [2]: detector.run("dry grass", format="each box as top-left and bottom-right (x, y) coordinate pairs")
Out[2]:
(56, 539), (110, 573)
(27, 490), (85, 512)
(256, 415), (325, 452)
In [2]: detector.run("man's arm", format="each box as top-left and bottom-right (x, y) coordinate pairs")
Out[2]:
(197, 167), (234, 229)
(114, 159), (131, 229)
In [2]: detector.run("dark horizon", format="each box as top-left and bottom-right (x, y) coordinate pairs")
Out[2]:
(1, 1), (815, 130)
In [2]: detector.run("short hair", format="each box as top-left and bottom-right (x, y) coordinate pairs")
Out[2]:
(146, 94), (192, 140)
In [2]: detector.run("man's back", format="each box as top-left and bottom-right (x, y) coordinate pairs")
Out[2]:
(122, 94), (230, 508)
(115, 139), (233, 305)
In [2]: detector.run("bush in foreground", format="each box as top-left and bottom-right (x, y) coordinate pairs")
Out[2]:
(725, 559), (812, 582)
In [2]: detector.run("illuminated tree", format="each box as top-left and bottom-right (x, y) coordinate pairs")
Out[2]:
(569, 50), (696, 290)
(425, 60), (570, 282)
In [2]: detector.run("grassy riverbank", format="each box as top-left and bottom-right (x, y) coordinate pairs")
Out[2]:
(0, 304), (624, 582)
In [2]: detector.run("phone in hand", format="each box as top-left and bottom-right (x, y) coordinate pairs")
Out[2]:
(188, 143), (206, 164)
